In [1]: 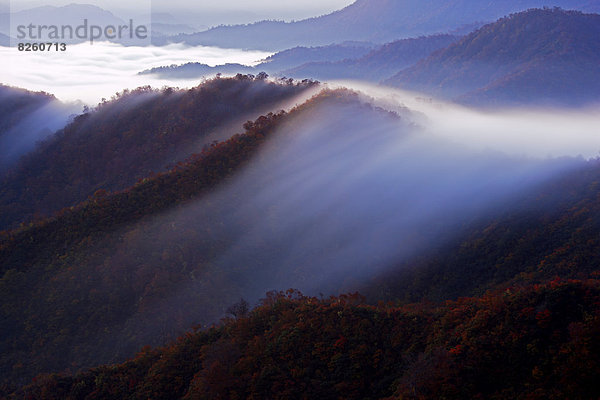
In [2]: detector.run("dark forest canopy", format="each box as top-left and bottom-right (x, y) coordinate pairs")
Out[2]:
(9, 279), (600, 399)
(1, 88), (600, 395)
(0, 76), (318, 231)
(0, 85), (73, 173)
(2, 2), (600, 399)
(0, 89), (336, 390)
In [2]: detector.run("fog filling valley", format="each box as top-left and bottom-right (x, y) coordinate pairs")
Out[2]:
(3, 62), (600, 352)
(0, 42), (272, 104)
(64, 85), (600, 348)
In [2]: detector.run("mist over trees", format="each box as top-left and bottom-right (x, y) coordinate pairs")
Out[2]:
(2, 2), (600, 399)
(1, 88), (598, 393)
(0, 85), (78, 174)
(0, 76), (317, 231)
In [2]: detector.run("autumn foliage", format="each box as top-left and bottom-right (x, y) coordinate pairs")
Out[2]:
(10, 279), (600, 399)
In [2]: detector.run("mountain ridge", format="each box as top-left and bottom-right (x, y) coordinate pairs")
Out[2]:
(166, 0), (600, 50)
(0, 77), (315, 231)
(282, 34), (459, 82)
(386, 8), (600, 106)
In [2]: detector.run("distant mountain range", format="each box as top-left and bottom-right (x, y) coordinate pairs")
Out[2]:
(145, 7), (600, 107)
(1, 4), (150, 45)
(386, 8), (600, 106)
(282, 34), (459, 82)
(139, 42), (378, 79)
(139, 63), (257, 79)
(257, 42), (377, 72)
(150, 12), (201, 37)
(167, 0), (600, 50)
(0, 33), (9, 46)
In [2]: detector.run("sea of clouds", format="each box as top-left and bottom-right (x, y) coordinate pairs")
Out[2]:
(1, 42), (271, 104)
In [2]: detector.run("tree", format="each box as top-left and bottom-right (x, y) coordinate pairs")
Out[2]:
(226, 298), (249, 319)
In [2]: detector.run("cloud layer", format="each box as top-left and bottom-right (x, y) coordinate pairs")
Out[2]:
(1, 42), (271, 104)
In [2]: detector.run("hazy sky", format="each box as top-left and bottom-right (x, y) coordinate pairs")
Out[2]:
(7, 0), (355, 26)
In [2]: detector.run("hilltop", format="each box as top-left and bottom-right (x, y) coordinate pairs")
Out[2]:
(386, 8), (600, 106)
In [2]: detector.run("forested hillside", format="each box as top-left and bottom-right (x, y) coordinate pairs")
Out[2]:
(2, 88), (600, 396)
(0, 85), (54, 133)
(360, 159), (600, 302)
(168, 0), (600, 50)
(10, 280), (600, 399)
(3, 0), (600, 399)
(141, 42), (376, 79)
(0, 85), (77, 173)
(0, 76), (317, 230)
(387, 8), (600, 106)
(283, 34), (459, 82)
(0, 89), (334, 391)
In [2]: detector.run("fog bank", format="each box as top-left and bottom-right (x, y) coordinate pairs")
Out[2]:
(1, 42), (271, 104)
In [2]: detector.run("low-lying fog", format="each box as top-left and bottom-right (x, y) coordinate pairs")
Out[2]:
(0, 98), (81, 172)
(95, 86), (596, 342)
(1, 42), (272, 104)
(334, 81), (600, 159)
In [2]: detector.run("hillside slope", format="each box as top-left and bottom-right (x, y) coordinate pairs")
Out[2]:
(141, 42), (377, 80)
(1, 89), (598, 392)
(386, 8), (600, 106)
(10, 280), (600, 399)
(0, 85), (77, 173)
(283, 34), (459, 82)
(0, 77), (316, 230)
(169, 0), (600, 50)
(0, 91), (348, 390)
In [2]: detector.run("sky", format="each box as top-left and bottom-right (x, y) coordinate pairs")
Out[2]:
(0, 0), (355, 105)
(6, 0), (356, 26)
(0, 0), (357, 105)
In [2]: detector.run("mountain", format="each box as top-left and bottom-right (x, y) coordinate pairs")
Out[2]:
(139, 42), (376, 80)
(139, 63), (257, 79)
(10, 279), (600, 399)
(257, 42), (377, 72)
(167, 0), (600, 50)
(0, 85), (79, 174)
(150, 12), (200, 37)
(0, 87), (597, 392)
(0, 77), (316, 231)
(4, 4), (600, 399)
(151, 22), (198, 37)
(7, 4), (146, 45)
(0, 85), (54, 135)
(386, 8), (600, 106)
(360, 159), (600, 302)
(283, 34), (459, 82)
(0, 33), (9, 46)
(0, 91), (314, 390)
